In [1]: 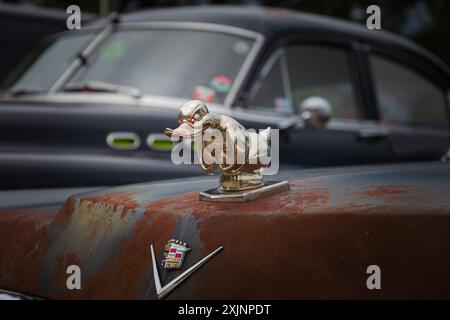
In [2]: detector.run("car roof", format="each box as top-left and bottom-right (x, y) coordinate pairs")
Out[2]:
(100, 5), (448, 77)
(86, 6), (450, 79)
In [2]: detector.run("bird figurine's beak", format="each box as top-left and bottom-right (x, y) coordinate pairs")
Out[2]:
(164, 122), (196, 139)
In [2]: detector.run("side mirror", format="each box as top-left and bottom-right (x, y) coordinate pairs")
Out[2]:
(299, 96), (332, 129)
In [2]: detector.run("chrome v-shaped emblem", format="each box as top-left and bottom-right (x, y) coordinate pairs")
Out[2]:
(150, 244), (223, 299)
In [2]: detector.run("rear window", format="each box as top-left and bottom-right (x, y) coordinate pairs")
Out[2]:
(371, 55), (448, 128)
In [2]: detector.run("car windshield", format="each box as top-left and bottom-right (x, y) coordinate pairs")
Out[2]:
(7, 28), (255, 104)
(5, 33), (94, 93)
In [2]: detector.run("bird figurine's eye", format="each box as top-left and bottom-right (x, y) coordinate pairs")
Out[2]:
(190, 117), (195, 125)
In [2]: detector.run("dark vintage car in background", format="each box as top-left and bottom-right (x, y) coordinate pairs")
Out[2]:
(1, 160), (450, 299)
(1, 6), (449, 189)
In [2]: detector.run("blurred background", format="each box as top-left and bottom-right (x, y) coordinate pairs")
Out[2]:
(1, 0), (449, 83)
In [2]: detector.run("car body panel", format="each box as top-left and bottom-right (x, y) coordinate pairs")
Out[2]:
(0, 99), (205, 188)
(1, 162), (450, 299)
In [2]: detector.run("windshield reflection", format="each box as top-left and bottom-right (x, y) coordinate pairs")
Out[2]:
(6, 29), (255, 105)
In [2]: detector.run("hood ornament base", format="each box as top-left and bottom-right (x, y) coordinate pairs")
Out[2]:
(165, 100), (290, 202)
(200, 180), (290, 202)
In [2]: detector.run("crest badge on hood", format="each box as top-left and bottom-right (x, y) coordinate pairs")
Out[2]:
(151, 240), (223, 299)
(161, 239), (191, 270)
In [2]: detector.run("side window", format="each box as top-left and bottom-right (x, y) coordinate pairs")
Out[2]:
(370, 55), (448, 128)
(248, 44), (359, 119)
(285, 45), (359, 119)
(247, 50), (293, 114)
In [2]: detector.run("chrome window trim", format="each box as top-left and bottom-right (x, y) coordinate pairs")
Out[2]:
(246, 48), (288, 111)
(231, 106), (383, 133)
(381, 123), (450, 138)
(59, 21), (264, 42)
(280, 48), (294, 106)
(118, 21), (264, 39)
(231, 106), (293, 125)
(447, 90), (450, 122)
(0, 92), (228, 115)
(327, 118), (387, 132)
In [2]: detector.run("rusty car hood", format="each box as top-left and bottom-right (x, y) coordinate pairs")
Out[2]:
(1, 162), (450, 299)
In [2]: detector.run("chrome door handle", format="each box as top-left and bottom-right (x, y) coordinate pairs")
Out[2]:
(106, 132), (141, 150)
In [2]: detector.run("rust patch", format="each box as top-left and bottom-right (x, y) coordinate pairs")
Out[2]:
(50, 192), (142, 234)
(49, 196), (77, 230)
(0, 208), (57, 295)
(83, 211), (179, 299)
(358, 185), (421, 199)
(144, 184), (329, 218)
(83, 192), (141, 214)
(37, 190), (181, 299)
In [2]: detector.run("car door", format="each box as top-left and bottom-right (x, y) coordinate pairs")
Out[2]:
(368, 53), (450, 161)
(232, 41), (393, 167)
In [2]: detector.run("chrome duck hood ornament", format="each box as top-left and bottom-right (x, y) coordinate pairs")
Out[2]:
(164, 100), (290, 202)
